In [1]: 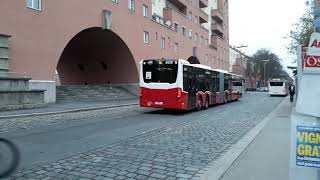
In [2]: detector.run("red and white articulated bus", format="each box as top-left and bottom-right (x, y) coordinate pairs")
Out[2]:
(139, 59), (241, 110)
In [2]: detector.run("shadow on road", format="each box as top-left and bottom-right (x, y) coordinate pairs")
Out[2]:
(145, 108), (195, 115)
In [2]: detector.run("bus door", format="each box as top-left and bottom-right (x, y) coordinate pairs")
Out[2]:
(183, 66), (196, 109)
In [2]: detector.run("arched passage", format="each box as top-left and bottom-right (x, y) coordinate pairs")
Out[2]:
(57, 27), (138, 85)
(187, 56), (201, 64)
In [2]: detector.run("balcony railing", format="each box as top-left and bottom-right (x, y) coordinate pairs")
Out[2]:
(167, 0), (187, 9)
(211, 23), (224, 35)
(199, 9), (208, 23)
(163, 7), (209, 33)
(211, 35), (224, 49)
(211, 9), (223, 23)
(199, 0), (208, 8)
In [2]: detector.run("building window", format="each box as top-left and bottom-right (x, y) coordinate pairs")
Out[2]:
(188, 11), (192, 20)
(26, 0), (41, 11)
(161, 37), (165, 49)
(143, 4), (148, 17)
(128, 0), (135, 11)
(174, 43), (179, 53)
(200, 36), (203, 44)
(103, 10), (112, 30)
(205, 54), (209, 62)
(143, 31), (149, 44)
(174, 23), (179, 32)
(189, 30), (192, 39)
(182, 27), (186, 36)
(195, 33), (198, 42)
(112, 0), (119, 3)
(155, 32), (158, 40)
(195, 16), (198, 24)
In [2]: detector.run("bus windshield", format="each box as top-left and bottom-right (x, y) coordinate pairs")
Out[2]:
(270, 82), (284, 86)
(143, 60), (178, 84)
(232, 82), (242, 86)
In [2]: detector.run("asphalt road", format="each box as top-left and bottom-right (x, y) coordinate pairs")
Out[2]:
(2, 92), (285, 179)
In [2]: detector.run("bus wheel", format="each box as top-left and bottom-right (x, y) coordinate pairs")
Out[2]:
(197, 98), (203, 111)
(204, 97), (209, 109)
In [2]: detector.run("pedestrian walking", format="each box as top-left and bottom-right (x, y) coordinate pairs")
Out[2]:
(289, 85), (295, 102)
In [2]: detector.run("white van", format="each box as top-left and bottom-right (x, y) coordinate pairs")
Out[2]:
(268, 79), (288, 96)
(232, 81), (243, 96)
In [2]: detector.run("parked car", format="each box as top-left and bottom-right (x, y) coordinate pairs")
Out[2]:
(257, 87), (268, 92)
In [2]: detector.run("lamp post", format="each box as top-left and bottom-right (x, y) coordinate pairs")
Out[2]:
(235, 45), (248, 49)
(261, 59), (270, 87)
(233, 45), (249, 77)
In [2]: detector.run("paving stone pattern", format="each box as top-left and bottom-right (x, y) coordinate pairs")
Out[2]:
(8, 93), (284, 180)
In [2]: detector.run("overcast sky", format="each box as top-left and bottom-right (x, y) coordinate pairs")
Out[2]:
(229, 0), (307, 73)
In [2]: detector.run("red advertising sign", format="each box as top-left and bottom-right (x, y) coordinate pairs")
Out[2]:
(305, 32), (320, 73)
(305, 56), (320, 68)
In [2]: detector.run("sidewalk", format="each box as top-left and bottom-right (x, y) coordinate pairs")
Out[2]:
(0, 97), (138, 117)
(219, 97), (293, 180)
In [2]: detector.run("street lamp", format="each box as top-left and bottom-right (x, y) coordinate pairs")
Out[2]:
(235, 45), (248, 49)
(261, 59), (270, 87)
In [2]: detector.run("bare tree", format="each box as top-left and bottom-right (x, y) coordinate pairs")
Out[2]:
(287, 0), (314, 57)
(245, 49), (291, 88)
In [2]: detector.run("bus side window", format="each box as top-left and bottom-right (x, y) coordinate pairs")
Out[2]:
(224, 80), (228, 91)
(190, 77), (196, 93)
(214, 72), (219, 92)
(207, 78), (211, 92)
(205, 79), (209, 92)
(224, 74), (230, 91)
(183, 66), (189, 92)
(228, 79), (232, 91)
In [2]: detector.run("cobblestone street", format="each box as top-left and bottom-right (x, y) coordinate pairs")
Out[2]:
(0, 105), (142, 134)
(3, 93), (284, 180)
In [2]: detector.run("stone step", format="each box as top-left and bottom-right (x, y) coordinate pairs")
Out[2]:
(0, 89), (45, 110)
(0, 34), (46, 110)
(0, 57), (9, 71)
(0, 47), (9, 58)
(0, 34), (10, 47)
(0, 76), (31, 91)
(56, 85), (137, 101)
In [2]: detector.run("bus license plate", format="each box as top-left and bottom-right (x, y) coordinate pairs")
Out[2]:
(155, 101), (163, 105)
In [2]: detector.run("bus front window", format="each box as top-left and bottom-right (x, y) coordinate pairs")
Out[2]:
(143, 60), (178, 84)
(232, 82), (242, 86)
(270, 82), (284, 86)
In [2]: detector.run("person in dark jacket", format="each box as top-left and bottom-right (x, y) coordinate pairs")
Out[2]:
(289, 85), (295, 102)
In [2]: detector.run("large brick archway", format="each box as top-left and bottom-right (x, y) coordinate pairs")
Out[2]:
(57, 27), (138, 85)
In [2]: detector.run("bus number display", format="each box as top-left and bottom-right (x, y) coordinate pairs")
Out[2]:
(146, 72), (152, 79)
